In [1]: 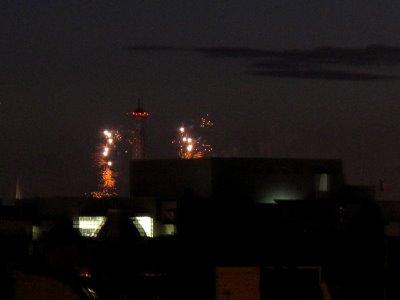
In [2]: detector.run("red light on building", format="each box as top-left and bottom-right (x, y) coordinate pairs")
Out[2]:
(128, 100), (150, 160)
(131, 111), (150, 118)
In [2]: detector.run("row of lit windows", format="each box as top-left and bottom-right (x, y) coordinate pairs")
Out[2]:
(74, 216), (154, 238)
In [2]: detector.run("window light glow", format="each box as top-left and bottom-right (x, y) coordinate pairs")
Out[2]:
(317, 173), (329, 192)
(261, 189), (303, 203)
(132, 216), (154, 237)
(77, 216), (106, 237)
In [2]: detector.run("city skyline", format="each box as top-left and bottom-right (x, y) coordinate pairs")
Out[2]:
(1, 1), (400, 199)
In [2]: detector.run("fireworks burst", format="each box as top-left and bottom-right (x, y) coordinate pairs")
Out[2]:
(173, 115), (214, 159)
(200, 114), (214, 128)
(91, 129), (121, 198)
(91, 113), (214, 197)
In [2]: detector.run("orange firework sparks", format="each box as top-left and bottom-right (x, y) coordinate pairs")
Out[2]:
(91, 129), (119, 198)
(102, 167), (116, 189)
(173, 115), (214, 159)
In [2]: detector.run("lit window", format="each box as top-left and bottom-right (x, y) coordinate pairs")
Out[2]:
(317, 173), (329, 192)
(76, 216), (106, 237)
(32, 225), (41, 241)
(163, 224), (176, 236)
(131, 216), (154, 237)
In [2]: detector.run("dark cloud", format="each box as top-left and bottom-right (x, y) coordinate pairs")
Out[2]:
(247, 69), (399, 81)
(128, 45), (273, 57)
(128, 44), (400, 65)
(200, 45), (400, 65)
(193, 47), (274, 58)
(127, 45), (175, 51)
(129, 44), (400, 81)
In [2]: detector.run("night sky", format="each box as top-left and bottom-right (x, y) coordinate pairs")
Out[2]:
(1, 1), (400, 199)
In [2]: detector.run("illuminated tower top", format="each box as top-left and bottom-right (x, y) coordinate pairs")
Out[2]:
(129, 100), (150, 160)
(130, 100), (150, 119)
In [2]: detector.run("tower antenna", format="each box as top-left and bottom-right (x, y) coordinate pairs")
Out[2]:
(128, 99), (150, 159)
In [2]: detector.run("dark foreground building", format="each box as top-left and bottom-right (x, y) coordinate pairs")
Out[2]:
(129, 158), (384, 300)
(0, 158), (387, 299)
(130, 158), (344, 202)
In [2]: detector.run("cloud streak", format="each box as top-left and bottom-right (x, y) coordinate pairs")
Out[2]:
(247, 70), (398, 81)
(128, 44), (400, 81)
